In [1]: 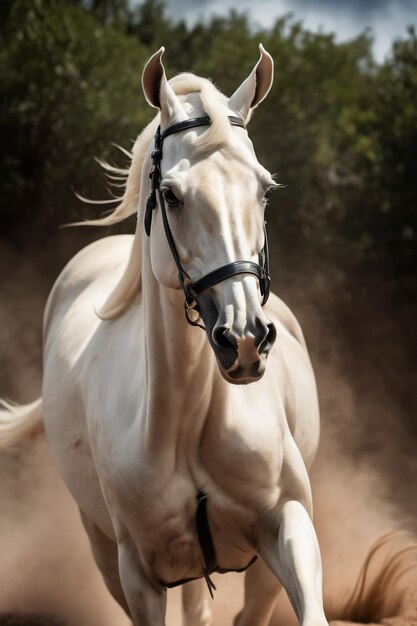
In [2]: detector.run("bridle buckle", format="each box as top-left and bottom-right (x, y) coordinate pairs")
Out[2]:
(151, 148), (162, 161)
(184, 300), (204, 329)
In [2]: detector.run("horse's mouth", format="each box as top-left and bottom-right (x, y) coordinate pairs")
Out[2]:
(215, 351), (267, 385)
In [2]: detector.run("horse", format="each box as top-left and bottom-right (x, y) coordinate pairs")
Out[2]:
(0, 46), (327, 626)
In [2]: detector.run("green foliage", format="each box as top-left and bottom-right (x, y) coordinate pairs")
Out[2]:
(0, 0), (416, 287)
(0, 0), (148, 224)
(349, 27), (417, 276)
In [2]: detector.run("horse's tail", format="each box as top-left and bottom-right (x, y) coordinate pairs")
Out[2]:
(0, 398), (43, 449)
(338, 531), (417, 622)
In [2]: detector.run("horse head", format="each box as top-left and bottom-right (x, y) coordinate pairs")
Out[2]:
(141, 46), (277, 384)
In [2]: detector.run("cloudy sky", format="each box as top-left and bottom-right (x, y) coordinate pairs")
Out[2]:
(162, 0), (416, 62)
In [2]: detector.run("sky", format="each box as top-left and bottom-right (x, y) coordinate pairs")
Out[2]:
(161, 0), (417, 62)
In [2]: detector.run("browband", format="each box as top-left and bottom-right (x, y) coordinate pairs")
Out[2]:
(161, 115), (245, 139)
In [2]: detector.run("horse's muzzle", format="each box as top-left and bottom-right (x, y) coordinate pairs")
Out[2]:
(212, 318), (277, 384)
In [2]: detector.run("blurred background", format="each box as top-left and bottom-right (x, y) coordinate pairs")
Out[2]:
(0, 0), (416, 624)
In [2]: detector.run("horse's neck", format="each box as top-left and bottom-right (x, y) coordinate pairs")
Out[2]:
(141, 259), (223, 457)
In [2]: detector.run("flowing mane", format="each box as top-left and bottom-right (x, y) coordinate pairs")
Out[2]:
(83, 73), (235, 319)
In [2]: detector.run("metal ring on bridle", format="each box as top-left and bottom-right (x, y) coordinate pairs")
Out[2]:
(144, 115), (271, 327)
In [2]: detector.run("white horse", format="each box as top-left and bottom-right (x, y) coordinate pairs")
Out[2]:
(0, 46), (326, 626)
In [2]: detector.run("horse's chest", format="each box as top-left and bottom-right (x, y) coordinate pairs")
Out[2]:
(98, 407), (283, 584)
(109, 457), (261, 585)
(141, 487), (205, 582)
(150, 490), (258, 585)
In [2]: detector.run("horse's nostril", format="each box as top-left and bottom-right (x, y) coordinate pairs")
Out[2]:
(212, 325), (237, 351)
(266, 323), (277, 345)
(259, 322), (277, 355)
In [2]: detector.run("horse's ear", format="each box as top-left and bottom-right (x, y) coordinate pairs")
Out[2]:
(228, 44), (274, 123)
(142, 47), (186, 127)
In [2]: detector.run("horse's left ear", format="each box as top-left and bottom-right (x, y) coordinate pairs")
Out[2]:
(228, 44), (274, 123)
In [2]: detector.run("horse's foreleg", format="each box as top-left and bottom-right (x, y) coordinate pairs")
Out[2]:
(259, 500), (328, 626)
(182, 579), (212, 626)
(79, 509), (130, 615)
(233, 557), (282, 626)
(118, 543), (167, 626)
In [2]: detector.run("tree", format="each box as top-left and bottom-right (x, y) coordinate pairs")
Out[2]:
(0, 0), (149, 227)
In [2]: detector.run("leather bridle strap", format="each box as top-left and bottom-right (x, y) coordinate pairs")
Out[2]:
(190, 261), (262, 296)
(158, 185), (191, 302)
(145, 115), (271, 326)
(160, 115), (245, 140)
(189, 239), (269, 307)
(195, 491), (217, 598)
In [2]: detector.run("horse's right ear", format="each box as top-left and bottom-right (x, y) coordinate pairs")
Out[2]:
(142, 48), (186, 127)
(228, 44), (274, 123)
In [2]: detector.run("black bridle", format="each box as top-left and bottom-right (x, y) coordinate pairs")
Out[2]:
(144, 115), (271, 327)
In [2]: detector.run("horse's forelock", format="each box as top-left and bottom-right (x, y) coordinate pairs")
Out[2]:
(169, 74), (231, 154)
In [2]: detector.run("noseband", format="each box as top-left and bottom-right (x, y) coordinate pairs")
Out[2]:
(145, 115), (271, 327)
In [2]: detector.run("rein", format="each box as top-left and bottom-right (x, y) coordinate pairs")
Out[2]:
(145, 115), (271, 328)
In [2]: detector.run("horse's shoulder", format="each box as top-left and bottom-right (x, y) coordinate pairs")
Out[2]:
(267, 293), (307, 350)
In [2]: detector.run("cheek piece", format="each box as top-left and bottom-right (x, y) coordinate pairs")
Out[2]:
(144, 116), (271, 329)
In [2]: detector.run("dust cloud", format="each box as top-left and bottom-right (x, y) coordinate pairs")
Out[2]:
(0, 241), (416, 625)
(278, 271), (417, 622)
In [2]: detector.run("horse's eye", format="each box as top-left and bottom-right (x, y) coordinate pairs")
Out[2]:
(163, 188), (180, 207)
(264, 188), (273, 200)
